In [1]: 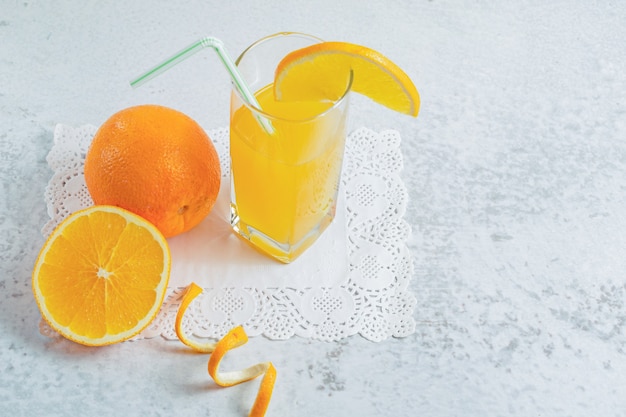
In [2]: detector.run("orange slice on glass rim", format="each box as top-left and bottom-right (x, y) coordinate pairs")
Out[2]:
(32, 205), (171, 346)
(274, 41), (420, 117)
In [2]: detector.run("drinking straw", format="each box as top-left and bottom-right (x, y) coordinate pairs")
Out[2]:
(130, 36), (274, 133)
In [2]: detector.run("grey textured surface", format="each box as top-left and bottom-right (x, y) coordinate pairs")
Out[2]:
(2, 1), (626, 416)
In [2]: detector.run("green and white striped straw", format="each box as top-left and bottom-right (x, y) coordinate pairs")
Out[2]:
(130, 36), (274, 134)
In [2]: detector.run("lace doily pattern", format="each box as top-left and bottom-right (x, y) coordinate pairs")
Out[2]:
(42, 124), (415, 342)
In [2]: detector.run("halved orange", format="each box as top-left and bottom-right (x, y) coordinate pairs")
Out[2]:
(32, 205), (171, 346)
(274, 41), (420, 117)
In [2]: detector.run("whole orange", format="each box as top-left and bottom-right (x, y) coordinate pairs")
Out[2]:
(84, 104), (221, 238)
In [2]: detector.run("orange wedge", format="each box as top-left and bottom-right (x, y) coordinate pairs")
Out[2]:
(32, 205), (171, 346)
(274, 41), (420, 117)
(175, 283), (276, 417)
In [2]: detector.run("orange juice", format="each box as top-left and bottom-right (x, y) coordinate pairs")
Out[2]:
(230, 84), (348, 262)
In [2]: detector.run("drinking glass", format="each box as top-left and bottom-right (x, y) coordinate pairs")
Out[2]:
(230, 32), (352, 263)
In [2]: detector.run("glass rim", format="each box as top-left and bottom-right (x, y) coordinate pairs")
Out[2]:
(233, 32), (353, 123)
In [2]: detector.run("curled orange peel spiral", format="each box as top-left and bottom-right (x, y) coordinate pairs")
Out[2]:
(174, 282), (217, 353)
(208, 326), (276, 417)
(175, 283), (276, 417)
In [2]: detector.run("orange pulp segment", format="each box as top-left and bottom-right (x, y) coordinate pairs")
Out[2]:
(274, 41), (420, 117)
(32, 205), (171, 346)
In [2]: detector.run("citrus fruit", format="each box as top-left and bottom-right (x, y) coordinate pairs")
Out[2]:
(32, 205), (171, 346)
(84, 104), (221, 238)
(274, 41), (420, 117)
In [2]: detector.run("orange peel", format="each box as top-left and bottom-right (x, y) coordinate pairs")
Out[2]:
(175, 282), (217, 353)
(208, 326), (276, 417)
(175, 283), (276, 417)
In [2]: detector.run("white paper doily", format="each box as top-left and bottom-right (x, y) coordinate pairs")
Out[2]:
(41, 124), (415, 342)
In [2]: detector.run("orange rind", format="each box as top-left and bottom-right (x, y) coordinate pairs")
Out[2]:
(209, 326), (276, 417)
(175, 283), (276, 417)
(175, 282), (217, 353)
(274, 41), (420, 117)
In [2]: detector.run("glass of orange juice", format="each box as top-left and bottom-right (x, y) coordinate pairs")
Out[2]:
(230, 32), (352, 263)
